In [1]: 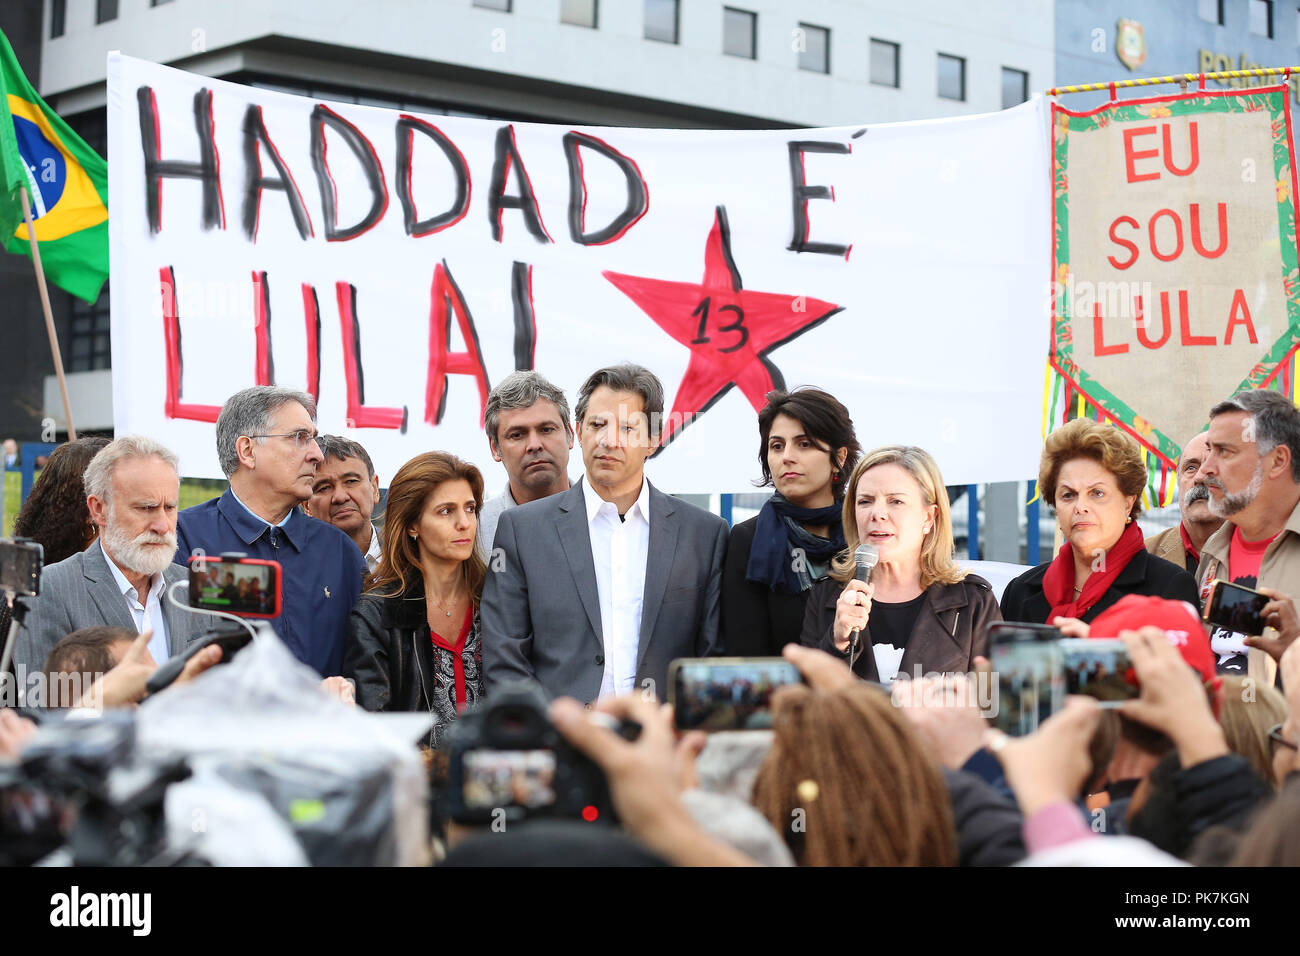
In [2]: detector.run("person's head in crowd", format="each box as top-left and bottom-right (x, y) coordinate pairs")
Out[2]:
(3, 437), (16, 468)
(484, 371), (573, 505)
(831, 445), (964, 590)
(42, 625), (136, 708)
(369, 451), (485, 604)
(1175, 430), (1222, 547)
(12, 436), (110, 566)
(1216, 675), (1287, 787)
(304, 435), (381, 553)
(574, 363), (663, 511)
(215, 386), (322, 522)
(83, 436), (182, 582)
(1230, 783), (1300, 866)
(1198, 388), (1300, 535)
(1124, 750), (1185, 855)
(752, 682), (958, 866)
(756, 387), (860, 509)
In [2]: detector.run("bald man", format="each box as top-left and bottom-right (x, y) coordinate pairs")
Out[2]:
(1146, 431), (1224, 574)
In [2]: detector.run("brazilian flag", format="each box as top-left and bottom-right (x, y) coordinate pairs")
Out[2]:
(0, 28), (108, 303)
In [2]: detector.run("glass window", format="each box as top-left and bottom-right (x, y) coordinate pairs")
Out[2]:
(870, 38), (899, 87)
(938, 53), (965, 101)
(66, 284), (112, 372)
(95, 0), (118, 24)
(472, 0), (511, 10)
(1250, 0), (1273, 36)
(561, 0), (597, 28)
(723, 7), (756, 59)
(798, 23), (830, 74)
(51, 0), (66, 38)
(645, 0), (679, 43)
(1001, 67), (1028, 108)
(1198, 0), (1223, 23)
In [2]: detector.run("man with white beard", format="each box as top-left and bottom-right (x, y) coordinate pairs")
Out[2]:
(12, 436), (202, 700)
(1193, 389), (1300, 683)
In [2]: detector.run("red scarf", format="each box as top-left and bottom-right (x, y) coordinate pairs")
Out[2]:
(430, 606), (474, 712)
(1178, 523), (1201, 565)
(1042, 519), (1146, 621)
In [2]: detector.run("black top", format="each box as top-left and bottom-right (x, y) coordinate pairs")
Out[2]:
(867, 594), (925, 681)
(720, 515), (827, 656)
(999, 547), (1200, 626)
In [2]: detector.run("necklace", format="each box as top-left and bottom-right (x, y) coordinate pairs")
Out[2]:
(429, 591), (462, 618)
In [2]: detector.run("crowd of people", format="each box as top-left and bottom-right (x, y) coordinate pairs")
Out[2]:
(3, 363), (1300, 867)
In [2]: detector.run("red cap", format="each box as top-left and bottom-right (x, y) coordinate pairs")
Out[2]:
(1088, 595), (1218, 687)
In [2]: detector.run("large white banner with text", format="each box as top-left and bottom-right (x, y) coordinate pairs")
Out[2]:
(107, 53), (1050, 492)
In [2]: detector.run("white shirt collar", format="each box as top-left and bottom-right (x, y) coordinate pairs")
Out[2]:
(583, 475), (650, 526)
(230, 486), (293, 528)
(102, 550), (164, 604)
(365, 523), (382, 571)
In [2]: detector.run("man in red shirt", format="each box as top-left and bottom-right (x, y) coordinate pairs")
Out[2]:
(1194, 389), (1300, 681)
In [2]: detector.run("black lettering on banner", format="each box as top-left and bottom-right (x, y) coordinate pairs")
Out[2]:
(511, 261), (537, 371)
(395, 115), (471, 237)
(242, 104), (314, 241)
(488, 124), (553, 244)
(561, 131), (649, 245)
(137, 85), (225, 233)
(787, 140), (850, 256)
(310, 104), (389, 241)
(690, 297), (749, 353)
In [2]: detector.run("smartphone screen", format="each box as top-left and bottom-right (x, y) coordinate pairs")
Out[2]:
(1060, 638), (1138, 704)
(188, 556), (282, 618)
(461, 749), (557, 810)
(991, 638), (1065, 737)
(1205, 580), (1269, 636)
(0, 539), (43, 598)
(670, 658), (801, 731)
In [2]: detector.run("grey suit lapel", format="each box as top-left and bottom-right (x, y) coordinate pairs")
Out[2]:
(161, 563), (192, 655)
(81, 541), (138, 631)
(638, 484), (677, 668)
(556, 483), (604, 646)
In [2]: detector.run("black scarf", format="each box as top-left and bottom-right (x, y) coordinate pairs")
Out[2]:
(745, 493), (845, 595)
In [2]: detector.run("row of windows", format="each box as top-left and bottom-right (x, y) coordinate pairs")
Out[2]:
(1200, 0), (1300, 41)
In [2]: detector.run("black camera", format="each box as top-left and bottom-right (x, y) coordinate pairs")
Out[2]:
(0, 538), (43, 598)
(444, 683), (638, 827)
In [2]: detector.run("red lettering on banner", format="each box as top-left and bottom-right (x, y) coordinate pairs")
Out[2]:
(1123, 126), (1161, 183)
(160, 266), (222, 422)
(425, 261), (491, 426)
(1108, 215), (1140, 269)
(1189, 202), (1228, 259)
(1093, 303), (1129, 356)
(336, 282), (408, 430)
(252, 270), (274, 386)
(1133, 295), (1171, 349)
(1224, 289), (1259, 345)
(1172, 290), (1215, 346)
(1148, 209), (1184, 262)
(1162, 121), (1200, 176)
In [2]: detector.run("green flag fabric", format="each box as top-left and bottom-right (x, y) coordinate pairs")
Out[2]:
(0, 28), (108, 303)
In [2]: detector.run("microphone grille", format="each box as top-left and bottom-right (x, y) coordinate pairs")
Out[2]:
(854, 542), (879, 568)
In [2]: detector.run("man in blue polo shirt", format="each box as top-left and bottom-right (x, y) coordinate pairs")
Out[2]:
(175, 386), (366, 676)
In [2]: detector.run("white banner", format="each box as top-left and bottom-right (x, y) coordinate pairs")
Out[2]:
(107, 53), (1050, 493)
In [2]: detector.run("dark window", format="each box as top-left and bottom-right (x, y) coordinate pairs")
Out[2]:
(1001, 67), (1028, 108)
(95, 0), (118, 24)
(67, 284), (112, 372)
(798, 23), (829, 74)
(150, 0), (174, 6)
(1250, 0), (1273, 36)
(560, 0), (597, 28)
(938, 53), (965, 101)
(472, 0), (511, 10)
(1198, 0), (1224, 23)
(870, 38), (899, 87)
(645, 0), (679, 43)
(50, 0), (65, 38)
(723, 7), (756, 59)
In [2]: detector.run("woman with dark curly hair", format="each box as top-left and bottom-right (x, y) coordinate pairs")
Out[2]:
(12, 437), (111, 566)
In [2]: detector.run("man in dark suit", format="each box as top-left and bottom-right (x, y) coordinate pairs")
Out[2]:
(12, 436), (203, 704)
(482, 364), (728, 704)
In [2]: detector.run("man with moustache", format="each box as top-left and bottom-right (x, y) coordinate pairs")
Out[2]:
(1146, 431), (1224, 574)
(12, 437), (204, 697)
(304, 435), (383, 573)
(477, 371), (574, 556)
(482, 364), (728, 703)
(1194, 389), (1300, 681)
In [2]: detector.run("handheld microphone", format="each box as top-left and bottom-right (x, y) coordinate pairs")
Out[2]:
(848, 543), (879, 668)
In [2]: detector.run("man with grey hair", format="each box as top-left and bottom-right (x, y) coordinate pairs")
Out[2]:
(12, 436), (203, 697)
(175, 387), (366, 676)
(1194, 388), (1300, 682)
(303, 435), (383, 572)
(1146, 431), (1224, 574)
(478, 370), (574, 554)
(483, 363), (728, 704)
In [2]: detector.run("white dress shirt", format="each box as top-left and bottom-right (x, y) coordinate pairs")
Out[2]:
(103, 554), (170, 664)
(364, 523), (382, 574)
(584, 476), (651, 698)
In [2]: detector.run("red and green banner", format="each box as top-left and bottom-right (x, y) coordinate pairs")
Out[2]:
(1048, 85), (1300, 503)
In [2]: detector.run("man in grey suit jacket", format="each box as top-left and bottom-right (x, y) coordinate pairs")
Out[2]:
(11, 436), (203, 702)
(482, 365), (728, 704)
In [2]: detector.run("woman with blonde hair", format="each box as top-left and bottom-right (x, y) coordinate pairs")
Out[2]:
(798, 445), (1000, 682)
(346, 452), (485, 746)
(1001, 418), (1198, 626)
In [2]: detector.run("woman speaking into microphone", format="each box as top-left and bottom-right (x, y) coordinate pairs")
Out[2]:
(799, 446), (1001, 682)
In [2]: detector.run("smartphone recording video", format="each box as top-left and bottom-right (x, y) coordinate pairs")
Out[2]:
(989, 623), (1064, 737)
(1203, 579), (1269, 636)
(188, 555), (282, 618)
(1060, 637), (1138, 704)
(669, 657), (802, 732)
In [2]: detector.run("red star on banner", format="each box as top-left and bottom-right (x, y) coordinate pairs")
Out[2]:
(603, 206), (842, 449)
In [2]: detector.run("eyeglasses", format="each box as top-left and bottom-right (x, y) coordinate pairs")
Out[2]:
(248, 429), (320, 449)
(1268, 723), (1297, 759)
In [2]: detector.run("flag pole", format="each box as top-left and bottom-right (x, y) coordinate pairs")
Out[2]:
(19, 184), (76, 441)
